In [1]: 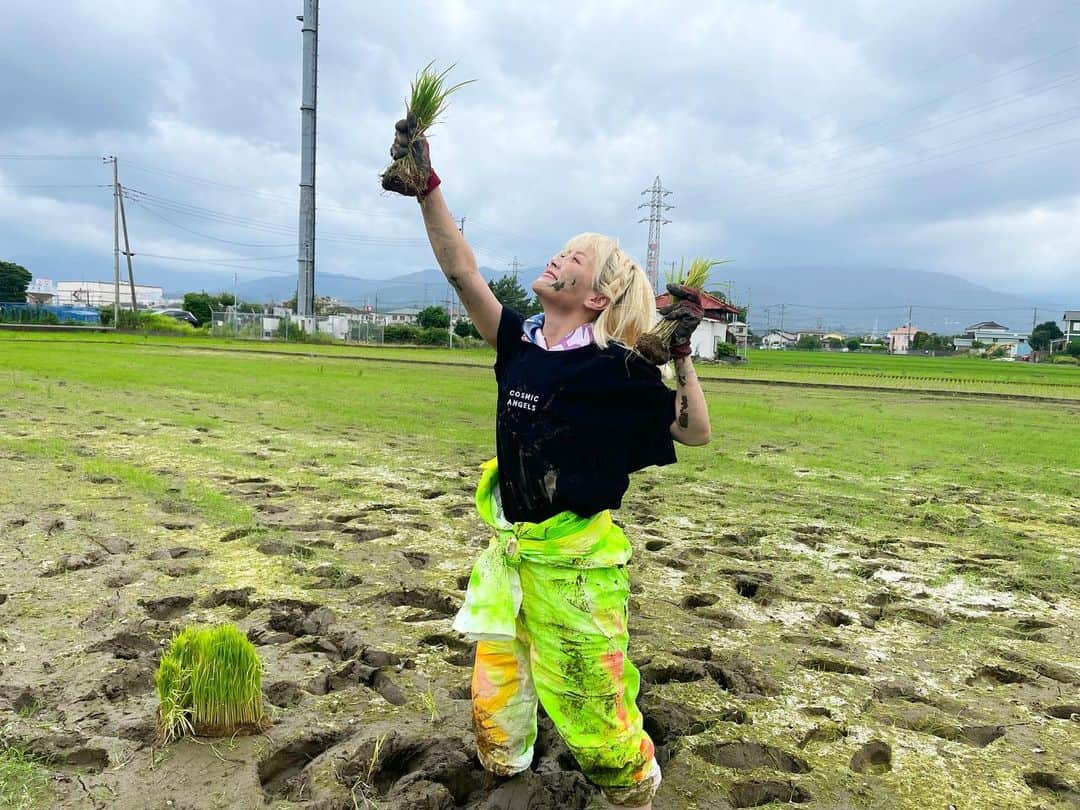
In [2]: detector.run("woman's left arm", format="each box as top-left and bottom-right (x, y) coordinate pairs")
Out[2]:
(670, 356), (711, 445)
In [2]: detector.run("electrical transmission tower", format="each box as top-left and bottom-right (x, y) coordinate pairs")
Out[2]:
(295, 0), (319, 318)
(638, 176), (673, 294)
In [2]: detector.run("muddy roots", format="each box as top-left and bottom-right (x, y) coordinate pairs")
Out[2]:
(635, 333), (670, 365)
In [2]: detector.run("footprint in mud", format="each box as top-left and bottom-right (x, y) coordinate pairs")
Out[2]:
(640, 694), (734, 755)
(378, 588), (460, 622)
(1023, 772), (1080, 805)
(99, 660), (155, 702)
(259, 728), (352, 801)
(1045, 704), (1080, 721)
(816, 610), (856, 628)
(698, 741), (810, 774)
(849, 740), (892, 774)
(105, 569), (140, 588)
(40, 551), (105, 577)
(402, 550), (431, 569)
(265, 600), (335, 637)
(680, 592), (719, 610)
(334, 732), (588, 810)
(88, 631), (159, 660)
(638, 659), (708, 685)
(966, 664), (1033, 686)
(137, 595), (194, 620)
(729, 780), (812, 808)
(93, 537), (133, 555)
(264, 680), (305, 709)
(799, 657), (869, 677)
(201, 587), (255, 610)
(341, 526), (396, 542)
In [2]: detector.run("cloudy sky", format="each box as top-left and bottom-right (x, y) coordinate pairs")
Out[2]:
(3, 0), (1079, 308)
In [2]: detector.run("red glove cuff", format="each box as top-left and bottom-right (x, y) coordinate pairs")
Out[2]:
(421, 168), (441, 198)
(670, 343), (693, 360)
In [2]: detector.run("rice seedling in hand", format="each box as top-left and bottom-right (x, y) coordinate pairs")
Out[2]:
(635, 258), (727, 364)
(154, 624), (269, 744)
(381, 62), (475, 197)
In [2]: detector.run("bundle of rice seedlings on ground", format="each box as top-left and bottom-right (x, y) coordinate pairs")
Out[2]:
(380, 62), (474, 195)
(155, 624), (269, 744)
(635, 258), (728, 365)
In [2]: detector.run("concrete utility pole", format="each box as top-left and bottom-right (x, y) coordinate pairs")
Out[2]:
(295, 0), (319, 318)
(106, 156), (120, 327)
(117, 183), (137, 312)
(638, 176), (673, 294)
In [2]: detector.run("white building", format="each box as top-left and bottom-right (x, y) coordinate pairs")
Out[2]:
(56, 281), (164, 308)
(761, 330), (797, 350)
(25, 278), (58, 304)
(952, 321), (1030, 353)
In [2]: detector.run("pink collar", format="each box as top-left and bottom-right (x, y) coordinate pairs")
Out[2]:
(522, 313), (595, 351)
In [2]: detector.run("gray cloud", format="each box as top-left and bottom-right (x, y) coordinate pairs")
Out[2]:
(2, 0), (1079, 306)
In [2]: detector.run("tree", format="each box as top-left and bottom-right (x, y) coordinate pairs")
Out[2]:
(845, 338), (861, 352)
(417, 305), (450, 329)
(183, 292), (215, 325)
(488, 275), (540, 316)
(1030, 320), (1064, 351)
(0, 261), (32, 303)
(796, 335), (822, 350)
(454, 319), (481, 339)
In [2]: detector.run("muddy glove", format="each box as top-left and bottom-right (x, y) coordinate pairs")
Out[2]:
(382, 114), (441, 198)
(659, 284), (703, 360)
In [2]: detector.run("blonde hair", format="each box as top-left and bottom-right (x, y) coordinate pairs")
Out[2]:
(562, 232), (655, 350)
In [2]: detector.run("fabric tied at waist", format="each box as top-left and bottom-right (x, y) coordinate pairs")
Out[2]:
(451, 458), (632, 641)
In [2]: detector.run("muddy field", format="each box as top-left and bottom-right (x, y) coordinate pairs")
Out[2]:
(0, 339), (1078, 809)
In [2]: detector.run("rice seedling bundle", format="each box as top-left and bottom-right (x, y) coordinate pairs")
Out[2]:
(381, 62), (474, 196)
(155, 624), (269, 743)
(635, 258), (726, 364)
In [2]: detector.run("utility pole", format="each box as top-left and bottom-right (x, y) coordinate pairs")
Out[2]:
(106, 156), (120, 328)
(458, 216), (465, 235)
(116, 177), (137, 312)
(295, 0), (319, 319)
(779, 303), (785, 333)
(638, 176), (673, 294)
(508, 256), (522, 277)
(906, 304), (913, 353)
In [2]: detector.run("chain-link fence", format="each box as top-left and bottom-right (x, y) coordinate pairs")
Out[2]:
(208, 309), (385, 344)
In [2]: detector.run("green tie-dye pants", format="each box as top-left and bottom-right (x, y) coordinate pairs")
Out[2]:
(452, 459), (660, 807)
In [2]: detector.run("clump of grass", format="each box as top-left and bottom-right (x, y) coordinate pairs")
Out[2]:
(381, 62), (474, 196)
(154, 624), (269, 744)
(0, 744), (51, 810)
(636, 258), (727, 364)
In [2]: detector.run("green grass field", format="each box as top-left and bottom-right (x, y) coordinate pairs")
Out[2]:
(0, 333), (1077, 809)
(4, 330), (1078, 398)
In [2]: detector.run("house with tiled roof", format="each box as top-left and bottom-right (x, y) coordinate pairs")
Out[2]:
(654, 290), (741, 360)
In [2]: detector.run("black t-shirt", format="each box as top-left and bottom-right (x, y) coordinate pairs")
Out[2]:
(494, 307), (677, 523)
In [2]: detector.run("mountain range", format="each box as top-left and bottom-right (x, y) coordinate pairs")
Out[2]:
(148, 264), (1068, 336)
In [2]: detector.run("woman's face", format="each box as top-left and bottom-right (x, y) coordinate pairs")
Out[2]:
(531, 246), (599, 310)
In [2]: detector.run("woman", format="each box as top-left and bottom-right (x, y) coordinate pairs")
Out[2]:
(386, 118), (711, 809)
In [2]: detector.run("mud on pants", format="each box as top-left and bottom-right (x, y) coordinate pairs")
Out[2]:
(453, 459), (661, 807)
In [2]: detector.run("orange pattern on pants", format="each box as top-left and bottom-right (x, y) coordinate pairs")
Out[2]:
(471, 560), (659, 806)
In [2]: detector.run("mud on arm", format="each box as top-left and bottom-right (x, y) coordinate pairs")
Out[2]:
(418, 188), (502, 347)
